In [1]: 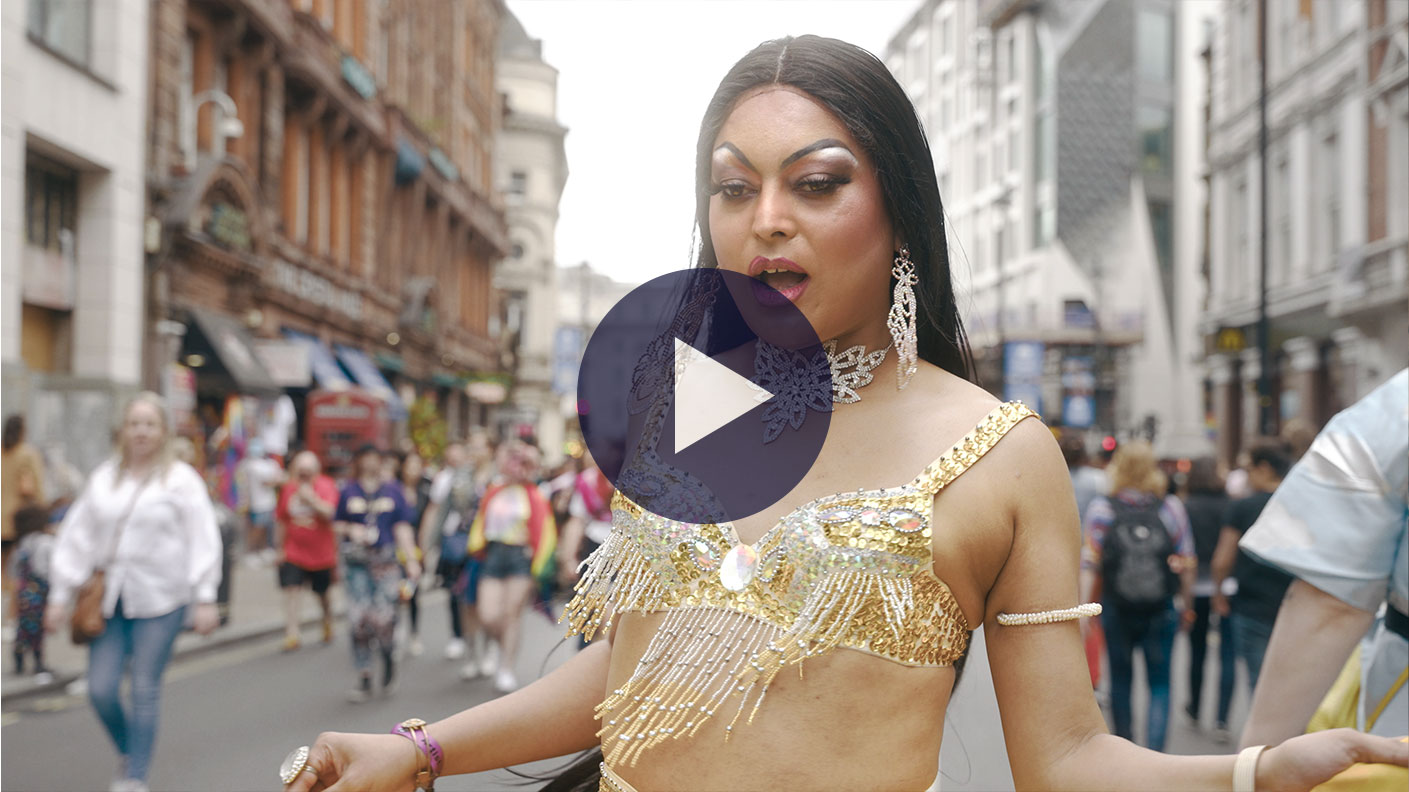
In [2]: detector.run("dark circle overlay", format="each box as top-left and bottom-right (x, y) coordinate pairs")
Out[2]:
(577, 268), (831, 525)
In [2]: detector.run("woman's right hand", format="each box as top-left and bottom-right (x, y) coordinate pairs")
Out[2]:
(284, 732), (420, 792)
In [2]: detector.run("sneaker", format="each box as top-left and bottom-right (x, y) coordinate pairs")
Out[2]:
(109, 779), (149, 792)
(33, 670), (54, 685)
(459, 661), (483, 681)
(1212, 722), (1232, 744)
(444, 638), (467, 660)
(282, 635), (301, 653)
(321, 618), (334, 644)
(408, 637), (424, 657)
(493, 668), (519, 694)
(480, 642), (499, 678)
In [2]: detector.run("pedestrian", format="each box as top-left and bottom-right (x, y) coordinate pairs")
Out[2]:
(43, 392), (221, 792)
(424, 432), (497, 679)
(281, 36), (1407, 792)
(1180, 456), (1236, 739)
(237, 438), (284, 565)
(391, 448), (431, 656)
(274, 450), (339, 651)
(1240, 368), (1408, 746)
(333, 444), (421, 703)
(3, 414), (47, 626)
(1080, 440), (1196, 751)
(10, 504), (55, 680)
(1211, 437), (1294, 692)
(1061, 432), (1110, 689)
(466, 438), (555, 694)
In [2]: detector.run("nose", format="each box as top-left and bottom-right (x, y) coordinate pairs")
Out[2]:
(751, 183), (796, 241)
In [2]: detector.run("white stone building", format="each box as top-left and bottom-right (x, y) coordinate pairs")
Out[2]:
(493, 11), (569, 459)
(886, 0), (1219, 457)
(1, 0), (151, 472)
(1202, 0), (1407, 465)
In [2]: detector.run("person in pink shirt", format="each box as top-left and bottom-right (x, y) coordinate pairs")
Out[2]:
(274, 450), (339, 651)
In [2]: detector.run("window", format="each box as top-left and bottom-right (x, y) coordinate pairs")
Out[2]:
(1033, 203), (1054, 248)
(940, 16), (953, 58)
(25, 156), (78, 253)
(27, 0), (91, 66)
(1274, 154), (1290, 283)
(1148, 200), (1174, 325)
(976, 148), (987, 190)
(1008, 126), (1019, 174)
(974, 234), (987, 275)
(1232, 179), (1248, 298)
(1137, 8), (1173, 83)
(510, 242), (524, 260)
(507, 170), (526, 205)
(1138, 104), (1173, 173)
(180, 33), (196, 169)
(1004, 32), (1017, 85)
(1321, 131), (1340, 265)
(1032, 33), (1046, 102)
(1034, 111), (1051, 182)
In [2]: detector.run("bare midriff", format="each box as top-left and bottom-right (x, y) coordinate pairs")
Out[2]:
(604, 609), (957, 792)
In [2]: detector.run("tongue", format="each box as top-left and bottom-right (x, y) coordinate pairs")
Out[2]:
(761, 271), (806, 290)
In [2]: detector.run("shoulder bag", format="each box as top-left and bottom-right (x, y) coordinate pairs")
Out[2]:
(71, 472), (152, 645)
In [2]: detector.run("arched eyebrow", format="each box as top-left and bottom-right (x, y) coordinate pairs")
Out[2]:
(713, 138), (854, 172)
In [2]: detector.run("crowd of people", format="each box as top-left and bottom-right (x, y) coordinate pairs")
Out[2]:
(0, 389), (615, 792)
(1064, 367), (1407, 768)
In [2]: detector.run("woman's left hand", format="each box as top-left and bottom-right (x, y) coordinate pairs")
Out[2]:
(191, 602), (220, 636)
(1258, 729), (1408, 789)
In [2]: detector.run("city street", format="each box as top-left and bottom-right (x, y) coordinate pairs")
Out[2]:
(4, 586), (1247, 792)
(1, 590), (580, 792)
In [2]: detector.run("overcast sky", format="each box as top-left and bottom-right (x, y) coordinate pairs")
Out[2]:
(505, 0), (925, 286)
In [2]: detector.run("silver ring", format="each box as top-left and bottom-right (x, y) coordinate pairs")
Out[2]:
(280, 745), (311, 786)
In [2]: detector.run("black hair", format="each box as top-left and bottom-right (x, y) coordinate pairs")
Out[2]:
(692, 35), (974, 380)
(1058, 433), (1088, 470)
(1248, 437), (1292, 480)
(1186, 456), (1224, 495)
(354, 443), (382, 461)
(391, 448), (421, 482)
(3, 415), (25, 452)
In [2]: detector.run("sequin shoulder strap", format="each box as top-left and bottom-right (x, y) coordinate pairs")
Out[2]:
(909, 401), (1040, 495)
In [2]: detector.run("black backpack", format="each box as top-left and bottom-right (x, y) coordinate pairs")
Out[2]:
(1101, 497), (1177, 612)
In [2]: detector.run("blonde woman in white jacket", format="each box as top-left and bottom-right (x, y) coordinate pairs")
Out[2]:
(44, 392), (222, 792)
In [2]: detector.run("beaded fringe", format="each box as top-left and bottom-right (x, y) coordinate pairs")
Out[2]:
(566, 542), (917, 767)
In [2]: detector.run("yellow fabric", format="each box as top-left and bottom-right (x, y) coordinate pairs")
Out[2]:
(564, 402), (1039, 766)
(1310, 737), (1409, 792)
(1307, 645), (1364, 733)
(1, 444), (46, 541)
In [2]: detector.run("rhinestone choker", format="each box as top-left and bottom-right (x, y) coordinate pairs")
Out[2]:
(748, 339), (890, 443)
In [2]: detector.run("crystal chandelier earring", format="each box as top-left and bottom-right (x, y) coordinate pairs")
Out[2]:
(887, 245), (919, 389)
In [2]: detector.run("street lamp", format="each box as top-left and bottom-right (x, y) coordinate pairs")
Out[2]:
(191, 89), (244, 142)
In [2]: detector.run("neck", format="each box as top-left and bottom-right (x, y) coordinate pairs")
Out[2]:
(359, 475), (381, 490)
(127, 454), (157, 474)
(827, 321), (891, 355)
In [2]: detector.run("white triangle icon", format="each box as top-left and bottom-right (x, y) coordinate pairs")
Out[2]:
(674, 338), (775, 454)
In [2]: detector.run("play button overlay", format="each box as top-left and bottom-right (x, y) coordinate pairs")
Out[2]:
(673, 338), (776, 454)
(577, 268), (830, 525)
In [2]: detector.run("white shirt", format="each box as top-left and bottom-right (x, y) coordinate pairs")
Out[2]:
(241, 457), (282, 513)
(260, 395), (297, 457)
(50, 459), (223, 619)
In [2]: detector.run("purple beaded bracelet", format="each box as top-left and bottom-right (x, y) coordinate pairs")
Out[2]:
(391, 718), (444, 790)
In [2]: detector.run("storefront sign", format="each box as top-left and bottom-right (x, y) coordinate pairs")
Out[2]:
(1216, 327), (1247, 353)
(466, 372), (510, 404)
(206, 202), (252, 251)
(253, 339), (312, 387)
(270, 260), (363, 320)
(428, 147), (459, 182)
(341, 55), (377, 100)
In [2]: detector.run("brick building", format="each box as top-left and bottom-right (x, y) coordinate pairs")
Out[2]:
(144, 0), (508, 462)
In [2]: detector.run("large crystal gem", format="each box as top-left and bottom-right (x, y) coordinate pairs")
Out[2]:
(858, 507), (883, 527)
(887, 508), (924, 533)
(818, 508), (854, 523)
(719, 544), (759, 592)
(692, 539), (720, 571)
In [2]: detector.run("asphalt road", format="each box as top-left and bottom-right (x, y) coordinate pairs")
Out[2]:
(3, 590), (1245, 792)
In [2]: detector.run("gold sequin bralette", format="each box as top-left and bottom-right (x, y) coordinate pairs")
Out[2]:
(563, 401), (1049, 767)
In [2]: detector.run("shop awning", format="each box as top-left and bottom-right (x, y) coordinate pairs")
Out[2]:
(281, 329), (353, 391)
(185, 309), (281, 393)
(335, 344), (408, 421)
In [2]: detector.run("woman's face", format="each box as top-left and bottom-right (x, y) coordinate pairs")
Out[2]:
(708, 86), (896, 346)
(403, 452), (423, 482)
(123, 401), (166, 462)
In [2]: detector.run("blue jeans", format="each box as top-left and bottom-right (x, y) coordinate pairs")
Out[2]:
(1231, 611), (1275, 693)
(87, 601), (187, 783)
(1102, 602), (1177, 751)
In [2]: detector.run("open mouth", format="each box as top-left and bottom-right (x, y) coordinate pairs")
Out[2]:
(750, 270), (810, 306)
